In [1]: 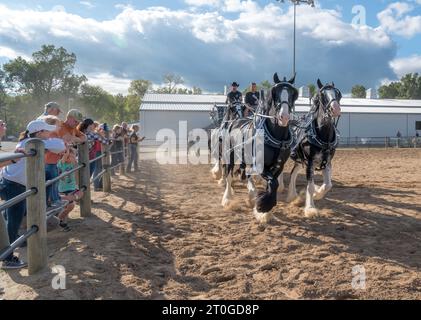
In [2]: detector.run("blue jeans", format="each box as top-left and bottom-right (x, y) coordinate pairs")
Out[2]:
(90, 161), (96, 179)
(45, 164), (60, 204)
(126, 144), (139, 171)
(2, 179), (26, 261)
(93, 152), (103, 189)
(94, 152), (102, 189)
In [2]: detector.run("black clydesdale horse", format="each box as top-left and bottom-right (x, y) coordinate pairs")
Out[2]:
(287, 79), (342, 217)
(221, 73), (298, 224)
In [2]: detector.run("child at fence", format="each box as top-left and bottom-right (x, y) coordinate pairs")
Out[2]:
(57, 147), (83, 232)
(0, 120), (65, 269)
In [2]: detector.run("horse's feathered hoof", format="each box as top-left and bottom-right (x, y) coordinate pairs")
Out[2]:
(255, 192), (276, 213)
(304, 207), (319, 218)
(253, 208), (273, 224)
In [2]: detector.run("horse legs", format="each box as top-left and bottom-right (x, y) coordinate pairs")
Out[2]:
(304, 159), (319, 217)
(314, 163), (332, 200)
(278, 172), (285, 193)
(247, 175), (257, 207)
(211, 160), (222, 180)
(287, 163), (300, 203)
(221, 169), (234, 208)
(254, 172), (278, 224)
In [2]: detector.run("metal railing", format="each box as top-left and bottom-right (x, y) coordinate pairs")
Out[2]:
(338, 136), (421, 148)
(0, 133), (130, 274)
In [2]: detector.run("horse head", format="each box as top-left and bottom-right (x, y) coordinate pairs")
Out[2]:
(315, 79), (342, 120)
(267, 72), (298, 127)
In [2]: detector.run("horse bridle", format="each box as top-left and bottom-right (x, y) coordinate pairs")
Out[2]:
(269, 82), (298, 124)
(316, 86), (341, 127)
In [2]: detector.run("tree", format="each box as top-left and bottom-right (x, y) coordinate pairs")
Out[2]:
(78, 84), (114, 121)
(378, 73), (421, 99)
(163, 73), (184, 93)
(399, 73), (421, 99)
(128, 79), (151, 98)
(351, 85), (367, 98)
(378, 82), (401, 99)
(308, 84), (316, 97)
(3, 45), (86, 105)
(192, 86), (202, 94)
(259, 80), (272, 91)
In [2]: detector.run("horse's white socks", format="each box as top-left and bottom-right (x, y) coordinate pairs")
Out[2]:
(222, 175), (233, 208)
(287, 165), (300, 202)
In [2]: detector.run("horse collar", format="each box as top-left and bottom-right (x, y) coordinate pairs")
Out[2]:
(263, 120), (293, 150)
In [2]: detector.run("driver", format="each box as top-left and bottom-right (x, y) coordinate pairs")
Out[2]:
(226, 82), (242, 105)
(244, 82), (262, 117)
(225, 82), (243, 119)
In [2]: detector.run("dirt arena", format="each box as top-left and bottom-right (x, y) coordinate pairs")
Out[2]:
(1, 148), (420, 300)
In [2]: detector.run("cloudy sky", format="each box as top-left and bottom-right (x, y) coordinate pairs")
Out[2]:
(0, 0), (420, 94)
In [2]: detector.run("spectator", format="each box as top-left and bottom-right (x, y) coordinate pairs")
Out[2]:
(37, 102), (62, 120)
(92, 123), (109, 191)
(110, 125), (124, 175)
(396, 131), (402, 138)
(121, 122), (129, 158)
(78, 118), (111, 182)
(0, 120), (65, 269)
(46, 109), (86, 208)
(126, 124), (144, 172)
(57, 147), (83, 232)
(43, 115), (61, 127)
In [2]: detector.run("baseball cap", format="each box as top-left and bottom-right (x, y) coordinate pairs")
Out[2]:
(27, 120), (57, 134)
(67, 109), (84, 122)
(44, 102), (62, 113)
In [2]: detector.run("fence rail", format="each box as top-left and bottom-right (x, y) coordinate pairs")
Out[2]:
(338, 136), (421, 148)
(0, 138), (129, 274)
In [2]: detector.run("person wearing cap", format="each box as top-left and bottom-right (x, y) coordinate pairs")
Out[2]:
(225, 82), (243, 105)
(45, 109), (86, 207)
(244, 82), (263, 117)
(0, 120), (65, 270)
(225, 82), (243, 120)
(37, 102), (62, 120)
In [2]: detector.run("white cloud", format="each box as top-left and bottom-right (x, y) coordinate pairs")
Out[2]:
(185, 0), (221, 7)
(51, 5), (66, 12)
(87, 73), (131, 95)
(378, 2), (421, 38)
(80, 1), (95, 9)
(0, 2), (397, 92)
(390, 54), (421, 77)
(0, 46), (30, 60)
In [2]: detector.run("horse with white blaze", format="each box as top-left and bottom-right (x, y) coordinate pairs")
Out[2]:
(287, 79), (342, 217)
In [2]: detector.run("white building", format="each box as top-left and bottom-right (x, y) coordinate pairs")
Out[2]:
(139, 90), (421, 146)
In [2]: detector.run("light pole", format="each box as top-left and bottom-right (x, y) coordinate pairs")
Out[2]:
(276, 0), (315, 76)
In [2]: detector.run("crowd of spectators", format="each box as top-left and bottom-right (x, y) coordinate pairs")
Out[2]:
(0, 102), (144, 270)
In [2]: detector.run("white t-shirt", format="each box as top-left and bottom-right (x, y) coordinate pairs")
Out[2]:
(1, 138), (65, 186)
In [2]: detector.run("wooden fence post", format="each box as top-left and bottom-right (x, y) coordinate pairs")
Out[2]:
(102, 132), (112, 193)
(78, 141), (91, 217)
(25, 139), (47, 275)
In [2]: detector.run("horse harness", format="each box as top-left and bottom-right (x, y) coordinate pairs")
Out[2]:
(291, 113), (339, 171)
